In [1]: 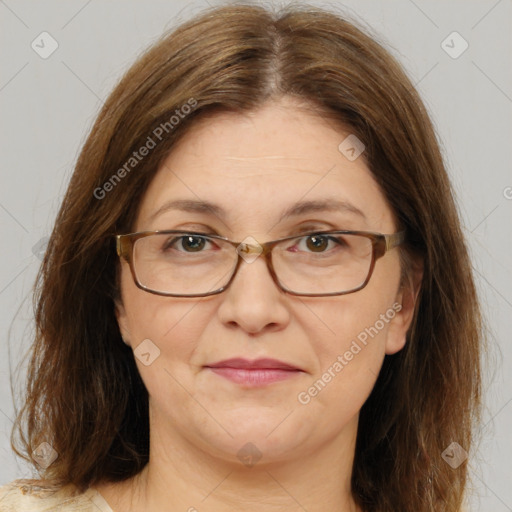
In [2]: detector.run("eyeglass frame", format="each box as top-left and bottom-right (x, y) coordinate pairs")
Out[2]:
(116, 229), (405, 298)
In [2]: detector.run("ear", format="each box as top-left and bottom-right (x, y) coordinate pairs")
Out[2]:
(385, 262), (423, 355)
(115, 299), (132, 346)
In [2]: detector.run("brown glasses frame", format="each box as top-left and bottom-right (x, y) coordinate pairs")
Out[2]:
(116, 229), (405, 297)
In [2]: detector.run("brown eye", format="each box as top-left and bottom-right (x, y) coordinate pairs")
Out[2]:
(180, 235), (207, 252)
(305, 235), (330, 252)
(163, 235), (209, 253)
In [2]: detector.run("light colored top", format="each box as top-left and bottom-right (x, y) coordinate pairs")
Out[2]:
(0, 479), (114, 512)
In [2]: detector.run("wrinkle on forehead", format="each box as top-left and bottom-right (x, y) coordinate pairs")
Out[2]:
(178, 156), (333, 177)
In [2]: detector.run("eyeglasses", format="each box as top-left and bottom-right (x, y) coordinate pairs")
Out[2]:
(116, 229), (405, 297)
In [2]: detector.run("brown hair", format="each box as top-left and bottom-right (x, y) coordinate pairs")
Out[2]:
(12, 3), (482, 511)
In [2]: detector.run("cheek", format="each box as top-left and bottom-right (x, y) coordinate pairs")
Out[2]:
(296, 285), (398, 409)
(119, 270), (213, 374)
(300, 289), (395, 360)
(305, 331), (389, 445)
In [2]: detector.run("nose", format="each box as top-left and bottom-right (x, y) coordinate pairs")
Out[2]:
(216, 251), (291, 335)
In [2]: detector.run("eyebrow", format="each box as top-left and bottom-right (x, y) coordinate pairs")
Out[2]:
(147, 198), (366, 224)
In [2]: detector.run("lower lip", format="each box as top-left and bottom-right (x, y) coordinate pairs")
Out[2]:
(207, 367), (302, 386)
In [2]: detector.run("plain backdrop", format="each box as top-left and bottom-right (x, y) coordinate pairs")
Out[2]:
(1, 0), (511, 510)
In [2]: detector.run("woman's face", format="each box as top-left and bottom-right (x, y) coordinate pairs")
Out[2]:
(117, 97), (414, 465)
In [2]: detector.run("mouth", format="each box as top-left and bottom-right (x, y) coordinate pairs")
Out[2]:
(204, 358), (304, 387)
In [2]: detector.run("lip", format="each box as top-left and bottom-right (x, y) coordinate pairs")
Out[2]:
(205, 358), (304, 387)
(206, 358), (301, 371)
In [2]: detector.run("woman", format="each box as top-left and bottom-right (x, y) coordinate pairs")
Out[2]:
(0, 3), (481, 511)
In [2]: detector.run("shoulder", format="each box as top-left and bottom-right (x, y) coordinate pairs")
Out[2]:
(0, 479), (113, 512)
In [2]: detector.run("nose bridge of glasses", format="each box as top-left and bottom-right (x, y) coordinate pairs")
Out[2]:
(227, 238), (282, 295)
(237, 241), (263, 256)
(233, 236), (276, 261)
(230, 238), (278, 281)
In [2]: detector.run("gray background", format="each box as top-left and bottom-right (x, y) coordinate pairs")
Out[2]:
(0, 0), (511, 510)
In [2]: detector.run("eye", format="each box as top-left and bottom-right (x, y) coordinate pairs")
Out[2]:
(165, 234), (214, 253)
(294, 234), (341, 253)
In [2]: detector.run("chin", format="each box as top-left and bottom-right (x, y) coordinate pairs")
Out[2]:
(185, 410), (311, 463)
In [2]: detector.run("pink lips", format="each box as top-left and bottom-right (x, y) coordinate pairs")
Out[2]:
(205, 358), (303, 387)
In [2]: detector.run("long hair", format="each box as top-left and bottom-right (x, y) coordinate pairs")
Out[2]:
(12, 4), (482, 511)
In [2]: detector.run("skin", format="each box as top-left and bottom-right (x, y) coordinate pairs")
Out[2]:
(95, 96), (420, 512)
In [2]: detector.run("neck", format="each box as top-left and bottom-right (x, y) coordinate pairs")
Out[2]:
(97, 415), (361, 512)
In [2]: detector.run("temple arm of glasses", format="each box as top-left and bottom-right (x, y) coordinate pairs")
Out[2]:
(385, 231), (405, 251)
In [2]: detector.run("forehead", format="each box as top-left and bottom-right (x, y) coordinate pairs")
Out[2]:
(135, 99), (396, 234)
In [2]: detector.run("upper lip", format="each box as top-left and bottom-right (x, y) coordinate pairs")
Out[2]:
(205, 358), (302, 371)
